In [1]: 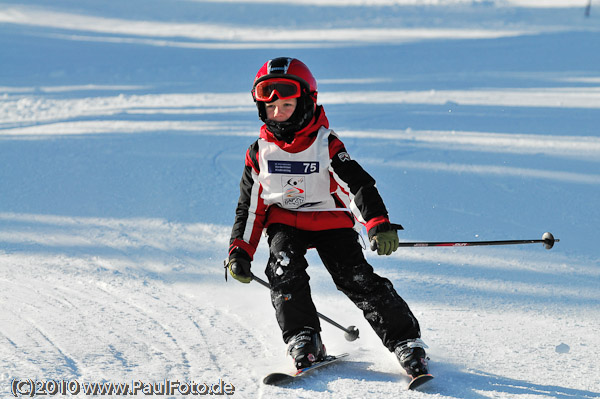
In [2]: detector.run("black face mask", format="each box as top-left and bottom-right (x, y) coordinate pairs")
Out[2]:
(258, 94), (315, 143)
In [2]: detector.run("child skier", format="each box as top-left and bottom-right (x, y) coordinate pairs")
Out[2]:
(226, 57), (429, 379)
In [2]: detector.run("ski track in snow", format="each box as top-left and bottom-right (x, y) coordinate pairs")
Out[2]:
(1, 1), (599, 398)
(0, 249), (271, 397)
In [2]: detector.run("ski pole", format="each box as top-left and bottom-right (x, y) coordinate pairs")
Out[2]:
(251, 273), (360, 342)
(371, 231), (559, 251)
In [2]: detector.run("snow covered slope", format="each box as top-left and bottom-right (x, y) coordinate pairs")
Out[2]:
(1, 1), (599, 398)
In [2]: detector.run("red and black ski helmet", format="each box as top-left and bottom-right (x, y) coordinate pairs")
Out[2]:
(252, 57), (318, 99)
(251, 57), (318, 142)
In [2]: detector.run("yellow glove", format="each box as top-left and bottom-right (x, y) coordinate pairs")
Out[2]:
(371, 230), (399, 256)
(227, 256), (252, 283)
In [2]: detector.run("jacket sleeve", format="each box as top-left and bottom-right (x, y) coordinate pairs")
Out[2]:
(328, 134), (392, 236)
(229, 141), (267, 260)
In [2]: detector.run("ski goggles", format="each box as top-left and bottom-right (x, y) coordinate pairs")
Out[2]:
(253, 78), (302, 102)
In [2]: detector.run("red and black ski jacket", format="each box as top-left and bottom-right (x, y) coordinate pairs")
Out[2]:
(229, 106), (391, 260)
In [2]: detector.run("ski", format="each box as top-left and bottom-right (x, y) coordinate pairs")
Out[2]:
(407, 373), (434, 390)
(263, 352), (432, 390)
(263, 353), (349, 386)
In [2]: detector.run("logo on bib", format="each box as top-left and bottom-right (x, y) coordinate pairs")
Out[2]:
(283, 176), (306, 207)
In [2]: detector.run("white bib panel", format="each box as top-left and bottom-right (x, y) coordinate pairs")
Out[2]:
(257, 127), (337, 210)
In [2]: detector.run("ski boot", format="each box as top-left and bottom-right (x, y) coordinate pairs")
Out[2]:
(394, 338), (429, 378)
(287, 328), (326, 370)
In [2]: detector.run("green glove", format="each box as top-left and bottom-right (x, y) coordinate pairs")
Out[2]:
(227, 256), (252, 283)
(372, 230), (399, 256)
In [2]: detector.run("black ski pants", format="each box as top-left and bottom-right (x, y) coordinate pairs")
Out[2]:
(264, 223), (421, 352)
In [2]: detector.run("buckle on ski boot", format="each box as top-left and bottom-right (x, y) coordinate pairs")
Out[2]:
(394, 338), (429, 378)
(287, 329), (326, 369)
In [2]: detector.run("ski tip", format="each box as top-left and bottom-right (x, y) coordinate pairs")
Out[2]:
(263, 373), (293, 386)
(407, 373), (434, 390)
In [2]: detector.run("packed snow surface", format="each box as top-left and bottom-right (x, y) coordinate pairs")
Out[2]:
(1, 0), (599, 398)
